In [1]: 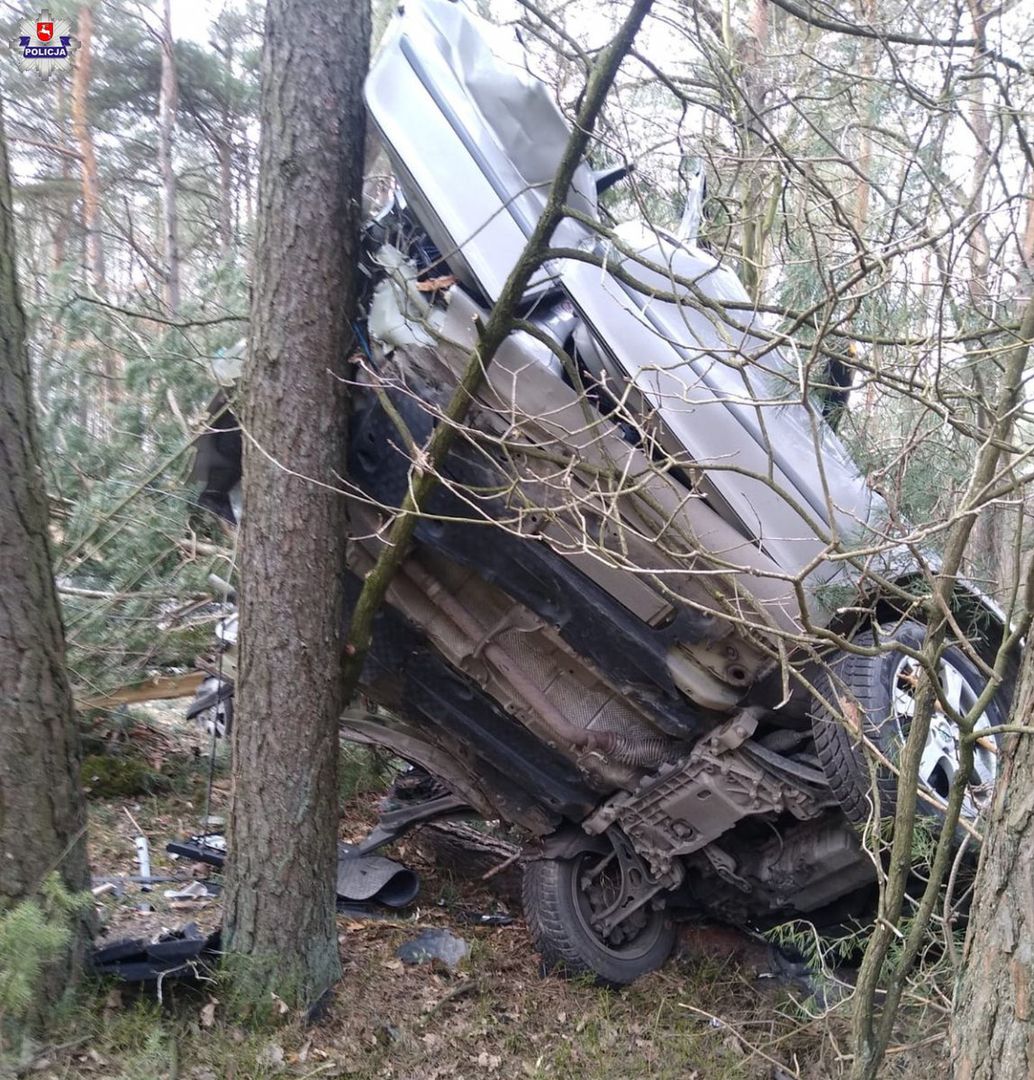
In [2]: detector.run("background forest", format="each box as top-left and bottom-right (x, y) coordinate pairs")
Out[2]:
(6, 0), (259, 701)
(7, 0), (1032, 702)
(3, 0), (1034, 1076)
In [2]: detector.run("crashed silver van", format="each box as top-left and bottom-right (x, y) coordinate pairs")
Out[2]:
(195, 0), (1014, 984)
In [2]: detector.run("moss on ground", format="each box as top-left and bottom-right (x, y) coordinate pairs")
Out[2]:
(81, 754), (171, 799)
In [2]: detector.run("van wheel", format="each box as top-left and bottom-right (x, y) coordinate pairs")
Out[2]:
(522, 841), (675, 987)
(811, 621), (1004, 827)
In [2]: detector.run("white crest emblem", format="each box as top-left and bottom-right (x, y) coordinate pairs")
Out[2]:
(10, 9), (79, 77)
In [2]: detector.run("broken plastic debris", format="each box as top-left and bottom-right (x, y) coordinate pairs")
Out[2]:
(134, 836), (151, 889)
(336, 842), (420, 908)
(396, 928), (469, 969)
(466, 912), (514, 927)
(166, 834), (420, 907)
(367, 245), (437, 350)
(208, 340), (244, 385)
(166, 835), (226, 867)
(91, 922), (220, 983)
(163, 881), (212, 901)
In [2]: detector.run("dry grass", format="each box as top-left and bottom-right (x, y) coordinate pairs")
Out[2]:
(12, 705), (949, 1080)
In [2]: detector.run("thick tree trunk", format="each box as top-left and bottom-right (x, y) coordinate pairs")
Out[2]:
(71, 5), (104, 292)
(159, 0), (180, 313)
(223, 0), (369, 1010)
(951, 647), (1034, 1079)
(0, 96), (90, 1015)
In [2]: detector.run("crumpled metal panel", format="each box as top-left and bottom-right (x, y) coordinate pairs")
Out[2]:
(365, 0), (888, 597)
(365, 0), (595, 301)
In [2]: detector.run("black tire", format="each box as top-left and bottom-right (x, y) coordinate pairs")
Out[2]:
(522, 852), (675, 987)
(811, 621), (1004, 827)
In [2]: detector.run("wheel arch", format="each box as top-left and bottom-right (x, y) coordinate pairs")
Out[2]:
(822, 575), (1020, 718)
(825, 576), (1015, 667)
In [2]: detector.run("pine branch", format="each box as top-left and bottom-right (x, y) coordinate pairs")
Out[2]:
(71, 293), (247, 328)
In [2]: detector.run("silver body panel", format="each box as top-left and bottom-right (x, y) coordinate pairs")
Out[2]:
(365, 0), (886, 608)
(365, 0), (595, 300)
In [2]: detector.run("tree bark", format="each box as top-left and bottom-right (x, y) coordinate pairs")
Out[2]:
(217, 136), (233, 259)
(853, 0), (876, 237)
(223, 0), (369, 1010)
(53, 82), (71, 270)
(70, 3), (120, 411)
(217, 38), (234, 262)
(0, 94), (90, 1016)
(962, 0), (1018, 599)
(70, 4), (104, 293)
(951, 644), (1034, 1079)
(159, 0), (181, 313)
(415, 823), (523, 906)
(733, 0), (773, 302)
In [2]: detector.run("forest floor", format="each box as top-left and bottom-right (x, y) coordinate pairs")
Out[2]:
(13, 707), (949, 1080)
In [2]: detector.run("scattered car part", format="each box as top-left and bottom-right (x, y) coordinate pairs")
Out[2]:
(166, 834), (421, 909)
(167, 834), (227, 868)
(186, 675), (234, 739)
(336, 843), (421, 908)
(465, 913), (515, 927)
(164, 881), (213, 901)
(91, 923), (220, 984)
(133, 836), (151, 886)
(354, 792), (472, 856)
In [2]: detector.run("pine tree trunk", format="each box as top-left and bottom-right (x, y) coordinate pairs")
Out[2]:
(70, 3), (119, 412)
(735, 0), (771, 302)
(853, 0), (876, 236)
(53, 82), (71, 270)
(0, 95), (90, 1010)
(217, 135), (233, 258)
(159, 0), (180, 313)
(71, 5), (104, 292)
(951, 647), (1034, 1079)
(217, 38), (234, 262)
(222, 0), (369, 1010)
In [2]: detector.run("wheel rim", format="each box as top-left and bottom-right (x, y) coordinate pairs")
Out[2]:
(569, 851), (666, 960)
(891, 653), (997, 818)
